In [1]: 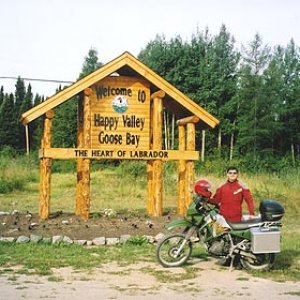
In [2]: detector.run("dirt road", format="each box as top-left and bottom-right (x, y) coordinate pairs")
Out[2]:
(1, 259), (299, 300)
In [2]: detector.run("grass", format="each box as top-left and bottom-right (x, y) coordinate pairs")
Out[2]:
(0, 241), (206, 285)
(0, 230), (299, 282)
(1, 159), (299, 218)
(284, 291), (300, 296)
(0, 242), (155, 276)
(0, 160), (178, 212)
(142, 265), (202, 282)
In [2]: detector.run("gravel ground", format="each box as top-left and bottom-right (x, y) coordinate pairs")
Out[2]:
(1, 259), (299, 300)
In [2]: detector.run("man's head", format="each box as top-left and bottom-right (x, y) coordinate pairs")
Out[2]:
(226, 166), (239, 182)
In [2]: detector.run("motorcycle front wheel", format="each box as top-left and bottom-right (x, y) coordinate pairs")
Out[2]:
(156, 233), (192, 268)
(240, 253), (275, 271)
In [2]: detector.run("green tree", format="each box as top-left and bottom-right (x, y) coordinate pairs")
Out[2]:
(279, 40), (300, 163)
(52, 86), (77, 148)
(262, 46), (286, 157)
(52, 48), (103, 147)
(0, 86), (4, 108)
(79, 48), (103, 79)
(236, 34), (271, 161)
(139, 35), (189, 149)
(14, 77), (26, 150)
(14, 77), (26, 118)
(19, 84), (33, 150)
(208, 25), (240, 158)
(31, 94), (43, 150)
(138, 28), (239, 157)
(0, 93), (18, 148)
(138, 35), (169, 77)
(52, 98), (77, 148)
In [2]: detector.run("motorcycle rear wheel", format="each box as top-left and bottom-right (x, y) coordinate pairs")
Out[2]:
(156, 233), (192, 268)
(240, 253), (275, 271)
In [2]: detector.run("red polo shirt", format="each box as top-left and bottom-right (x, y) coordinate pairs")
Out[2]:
(209, 180), (255, 222)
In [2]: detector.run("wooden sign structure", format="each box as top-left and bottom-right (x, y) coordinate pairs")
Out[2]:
(21, 52), (219, 220)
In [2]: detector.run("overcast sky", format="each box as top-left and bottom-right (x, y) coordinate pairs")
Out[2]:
(1, 0), (299, 97)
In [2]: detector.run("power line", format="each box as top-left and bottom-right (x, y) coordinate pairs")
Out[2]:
(0, 76), (74, 84)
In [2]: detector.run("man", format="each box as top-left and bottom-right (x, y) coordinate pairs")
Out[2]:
(209, 167), (255, 222)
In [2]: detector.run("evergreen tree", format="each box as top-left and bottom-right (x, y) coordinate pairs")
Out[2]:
(262, 46), (286, 157)
(236, 34), (271, 160)
(279, 40), (300, 163)
(21, 83), (33, 112)
(14, 77), (26, 118)
(138, 35), (169, 77)
(52, 96), (77, 148)
(208, 25), (240, 157)
(31, 94), (43, 150)
(14, 77), (26, 150)
(52, 48), (104, 147)
(0, 86), (4, 108)
(79, 48), (103, 79)
(0, 93), (18, 148)
(19, 84), (33, 150)
(183, 27), (212, 105)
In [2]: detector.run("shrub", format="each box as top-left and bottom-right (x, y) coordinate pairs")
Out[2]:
(0, 153), (38, 193)
(0, 177), (24, 193)
(51, 160), (76, 173)
(127, 235), (148, 245)
(116, 161), (146, 178)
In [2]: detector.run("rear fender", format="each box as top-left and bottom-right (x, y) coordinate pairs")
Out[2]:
(165, 218), (193, 231)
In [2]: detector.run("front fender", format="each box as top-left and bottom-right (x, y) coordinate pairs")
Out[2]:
(165, 218), (193, 231)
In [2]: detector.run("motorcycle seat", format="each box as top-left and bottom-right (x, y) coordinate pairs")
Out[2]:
(227, 218), (263, 230)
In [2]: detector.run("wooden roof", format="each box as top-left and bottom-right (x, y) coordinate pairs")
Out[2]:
(21, 51), (219, 128)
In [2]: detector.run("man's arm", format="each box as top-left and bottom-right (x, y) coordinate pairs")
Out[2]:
(243, 188), (255, 216)
(209, 187), (222, 205)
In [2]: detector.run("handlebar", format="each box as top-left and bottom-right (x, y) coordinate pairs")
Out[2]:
(194, 195), (218, 213)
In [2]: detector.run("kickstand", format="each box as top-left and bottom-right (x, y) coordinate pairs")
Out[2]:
(229, 255), (235, 271)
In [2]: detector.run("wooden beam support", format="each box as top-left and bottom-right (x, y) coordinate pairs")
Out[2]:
(201, 129), (205, 162)
(148, 91), (164, 217)
(39, 110), (54, 220)
(176, 115), (200, 126)
(76, 93), (84, 216)
(25, 125), (29, 155)
(177, 125), (186, 215)
(185, 122), (196, 208)
(40, 148), (199, 160)
(147, 99), (154, 215)
(76, 89), (91, 220)
(151, 90), (165, 100)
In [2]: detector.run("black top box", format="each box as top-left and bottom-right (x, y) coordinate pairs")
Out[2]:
(259, 199), (285, 221)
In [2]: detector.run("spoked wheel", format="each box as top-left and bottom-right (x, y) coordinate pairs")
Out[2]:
(156, 233), (192, 268)
(240, 253), (275, 271)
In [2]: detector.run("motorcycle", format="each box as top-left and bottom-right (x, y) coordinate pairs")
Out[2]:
(156, 196), (284, 271)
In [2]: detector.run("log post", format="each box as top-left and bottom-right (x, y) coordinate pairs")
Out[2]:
(76, 88), (91, 220)
(177, 125), (186, 215)
(147, 99), (154, 215)
(25, 125), (30, 155)
(76, 93), (83, 216)
(176, 116), (199, 211)
(147, 90), (164, 216)
(147, 160), (154, 214)
(201, 129), (205, 162)
(39, 110), (54, 220)
(185, 122), (196, 207)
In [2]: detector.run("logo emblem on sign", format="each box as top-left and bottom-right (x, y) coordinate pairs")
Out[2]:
(112, 96), (128, 113)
